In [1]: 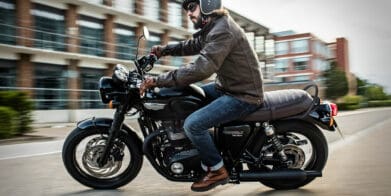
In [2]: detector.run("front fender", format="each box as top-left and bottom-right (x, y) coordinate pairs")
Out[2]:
(76, 117), (143, 150)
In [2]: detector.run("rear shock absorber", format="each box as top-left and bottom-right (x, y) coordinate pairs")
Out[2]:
(263, 122), (288, 162)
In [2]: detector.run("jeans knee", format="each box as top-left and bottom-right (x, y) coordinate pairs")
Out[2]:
(183, 117), (203, 136)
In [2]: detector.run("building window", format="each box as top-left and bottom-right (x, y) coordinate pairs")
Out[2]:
(168, 39), (184, 67)
(115, 24), (136, 60)
(275, 59), (289, 73)
(80, 68), (106, 109)
(265, 39), (275, 57)
(168, 1), (182, 27)
(0, 59), (16, 88)
(34, 63), (68, 110)
(0, 0), (16, 45)
(291, 75), (311, 82)
(32, 4), (66, 51)
(113, 0), (134, 13)
(275, 42), (288, 55)
(255, 36), (265, 53)
(147, 33), (161, 50)
(87, 0), (103, 4)
(291, 39), (308, 53)
(293, 57), (309, 71)
(79, 16), (104, 57)
(144, 0), (160, 21)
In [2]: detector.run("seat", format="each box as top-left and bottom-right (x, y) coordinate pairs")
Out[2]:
(243, 89), (314, 122)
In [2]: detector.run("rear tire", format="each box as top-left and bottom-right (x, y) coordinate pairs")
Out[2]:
(249, 120), (328, 190)
(62, 127), (143, 189)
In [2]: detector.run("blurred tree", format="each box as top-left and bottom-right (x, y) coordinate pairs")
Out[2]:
(356, 77), (369, 96)
(365, 85), (388, 100)
(323, 61), (348, 100)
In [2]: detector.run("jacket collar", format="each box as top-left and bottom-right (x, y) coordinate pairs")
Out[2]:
(192, 15), (225, 38)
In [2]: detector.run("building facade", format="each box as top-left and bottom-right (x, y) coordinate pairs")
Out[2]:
(0, 0), (271, 113)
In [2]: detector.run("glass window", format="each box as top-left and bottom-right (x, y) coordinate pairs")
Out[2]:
(87, 0), (103, 4)
(34, 63), (68, 110)
(115, 24), (136, 60)
(255, 36), (265, 53)
(79, 16), (104, 56)
(113, 0), (134, 13)
(291, 75), (310, 82)
(0, 0), (16, 44)
(144, 0), (160, 21)
(168, 40), (184, 67)
(293, 57), (309, 71)
(275, 59), (289, 73)
(80, 68), (106, 109)
(168, 1), (182, 27)
(0, 59), (16, 88)
(275, 42), (288, 55)
(147, 33), (161, 49)
(291, 39), (308, 53)
(265, 39), (275, 56)
(32, 4), (66, 51)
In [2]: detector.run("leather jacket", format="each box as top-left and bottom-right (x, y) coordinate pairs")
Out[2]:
(156, 15), (264, 105)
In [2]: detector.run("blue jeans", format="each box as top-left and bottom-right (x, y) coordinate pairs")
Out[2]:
(183, 83), (259, 171)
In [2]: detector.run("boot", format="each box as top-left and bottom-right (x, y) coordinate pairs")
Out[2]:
(191, 166), (229, 192)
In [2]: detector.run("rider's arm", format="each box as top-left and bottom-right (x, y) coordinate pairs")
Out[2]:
(160, 36), (203, 57)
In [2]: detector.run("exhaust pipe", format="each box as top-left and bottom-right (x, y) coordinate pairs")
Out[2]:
(239, 170), (322, 181)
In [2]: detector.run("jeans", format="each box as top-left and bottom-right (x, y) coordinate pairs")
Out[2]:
(183, 83), (260, 171)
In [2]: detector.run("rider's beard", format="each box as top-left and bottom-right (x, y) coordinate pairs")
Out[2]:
(191, 15), (203, 29)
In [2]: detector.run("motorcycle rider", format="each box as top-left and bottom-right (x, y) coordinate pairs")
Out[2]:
(140, 0), (264, 192)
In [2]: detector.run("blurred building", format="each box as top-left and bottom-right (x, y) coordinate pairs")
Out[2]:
(0, 0), (271, 116)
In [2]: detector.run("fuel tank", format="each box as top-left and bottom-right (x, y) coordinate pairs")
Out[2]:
(143, 84), (206, 120)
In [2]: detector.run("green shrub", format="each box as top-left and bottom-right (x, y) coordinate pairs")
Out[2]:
(368, 100), (391, 107)
(0, 91), (33, 135)
(0, 107), (18, 139)
(337, 95), (364, 110)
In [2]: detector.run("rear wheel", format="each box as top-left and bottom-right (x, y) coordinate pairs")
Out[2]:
(62, 127), (143, 189)
(248, 121), (328, 190)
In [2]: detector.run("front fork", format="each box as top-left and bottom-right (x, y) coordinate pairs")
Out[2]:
(98, 106), (126, 167)
(263, 122), (288, 162)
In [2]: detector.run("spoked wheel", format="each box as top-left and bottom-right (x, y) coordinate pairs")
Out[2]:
(248, 121), (328, 190)
(62, 127), (143, 189)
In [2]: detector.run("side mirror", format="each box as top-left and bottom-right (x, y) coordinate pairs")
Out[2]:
(143, 26), (150, 41)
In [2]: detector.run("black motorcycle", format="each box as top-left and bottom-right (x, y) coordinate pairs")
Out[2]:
(62, 27), (340, 190)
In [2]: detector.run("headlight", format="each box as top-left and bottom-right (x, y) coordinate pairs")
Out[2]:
(113, 64), (129, 82)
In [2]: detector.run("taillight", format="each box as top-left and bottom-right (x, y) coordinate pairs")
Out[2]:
(330, 103), (338, 116)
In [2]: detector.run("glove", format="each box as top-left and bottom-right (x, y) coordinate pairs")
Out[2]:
(150, 45), (165, 59)
(139, 76), (157, 96)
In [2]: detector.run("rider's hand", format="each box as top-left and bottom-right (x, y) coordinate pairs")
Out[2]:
(151, 45), (164, 59)
(140, 76), (157, 96)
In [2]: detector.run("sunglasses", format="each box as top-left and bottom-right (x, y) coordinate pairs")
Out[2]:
(186, 2), (198, 13)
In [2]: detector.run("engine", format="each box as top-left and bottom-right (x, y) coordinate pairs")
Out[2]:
(150, 120), (202, 178)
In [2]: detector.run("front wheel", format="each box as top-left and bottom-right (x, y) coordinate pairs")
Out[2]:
(249, 120), (328, 190)
(62, 127), (143, 189)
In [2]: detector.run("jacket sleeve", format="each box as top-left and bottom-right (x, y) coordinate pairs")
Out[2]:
(161, 36), (203, 56)
(156, 31), (235, 87)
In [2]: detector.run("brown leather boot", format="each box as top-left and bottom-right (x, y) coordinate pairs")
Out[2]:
(191, 166), (229, 192)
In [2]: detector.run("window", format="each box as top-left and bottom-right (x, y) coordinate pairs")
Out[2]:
(274, 59), (289, 73)
(144, 0), (160, 21)
(265, 39), (275, 56)
(32, 4), (66, 51)
(115, 24), (136, 60)
(293, 57), (309, 71)
(113, 0), (134, 13)
(147, 33), (161, 50)
(168, 40), (184, 67)
(291, 39), (308, 53)
(80, 68), (106, 109)
(34, 63), (68, 110)
(87, 0), (103, 4)
(168, 1), (182, 27)
(291, 75), (310, 82)
(255, 36), (265, 53)
(0, 59), (16, 88)
(275, 42), (288, 55)
(79, 16), (104, 56)
(0, 0), (16, 44)
(245, 32), (255, 50)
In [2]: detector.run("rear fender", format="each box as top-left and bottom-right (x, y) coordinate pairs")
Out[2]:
(305, 104), (337, 131)
(76, 117), (143, 149)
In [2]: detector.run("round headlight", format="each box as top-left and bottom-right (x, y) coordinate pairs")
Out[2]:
(113, 64), (129, 82)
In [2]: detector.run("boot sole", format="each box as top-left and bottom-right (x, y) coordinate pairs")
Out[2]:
(191, 178), (229, 192)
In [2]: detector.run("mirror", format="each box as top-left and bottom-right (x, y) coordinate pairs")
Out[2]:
(143, 26), (150, 41)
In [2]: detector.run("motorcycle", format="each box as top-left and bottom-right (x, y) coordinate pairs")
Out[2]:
(62, 27), (340, 190)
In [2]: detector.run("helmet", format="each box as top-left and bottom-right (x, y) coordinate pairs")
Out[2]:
(182, 0), (222, 15)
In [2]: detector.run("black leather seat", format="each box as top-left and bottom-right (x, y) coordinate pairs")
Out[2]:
(243, 89), (314, 122)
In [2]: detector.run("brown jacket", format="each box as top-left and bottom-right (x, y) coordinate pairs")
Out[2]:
(156, 15), (264, 105)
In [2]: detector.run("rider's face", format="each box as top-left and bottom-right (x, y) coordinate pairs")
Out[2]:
(186, 2), (202, 29)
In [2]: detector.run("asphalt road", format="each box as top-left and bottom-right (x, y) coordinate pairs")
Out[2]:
(0, 107), (390, 196)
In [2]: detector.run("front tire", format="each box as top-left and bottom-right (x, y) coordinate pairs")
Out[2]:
(62, 127), (143, 189)
(249, 120), (328, 190)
